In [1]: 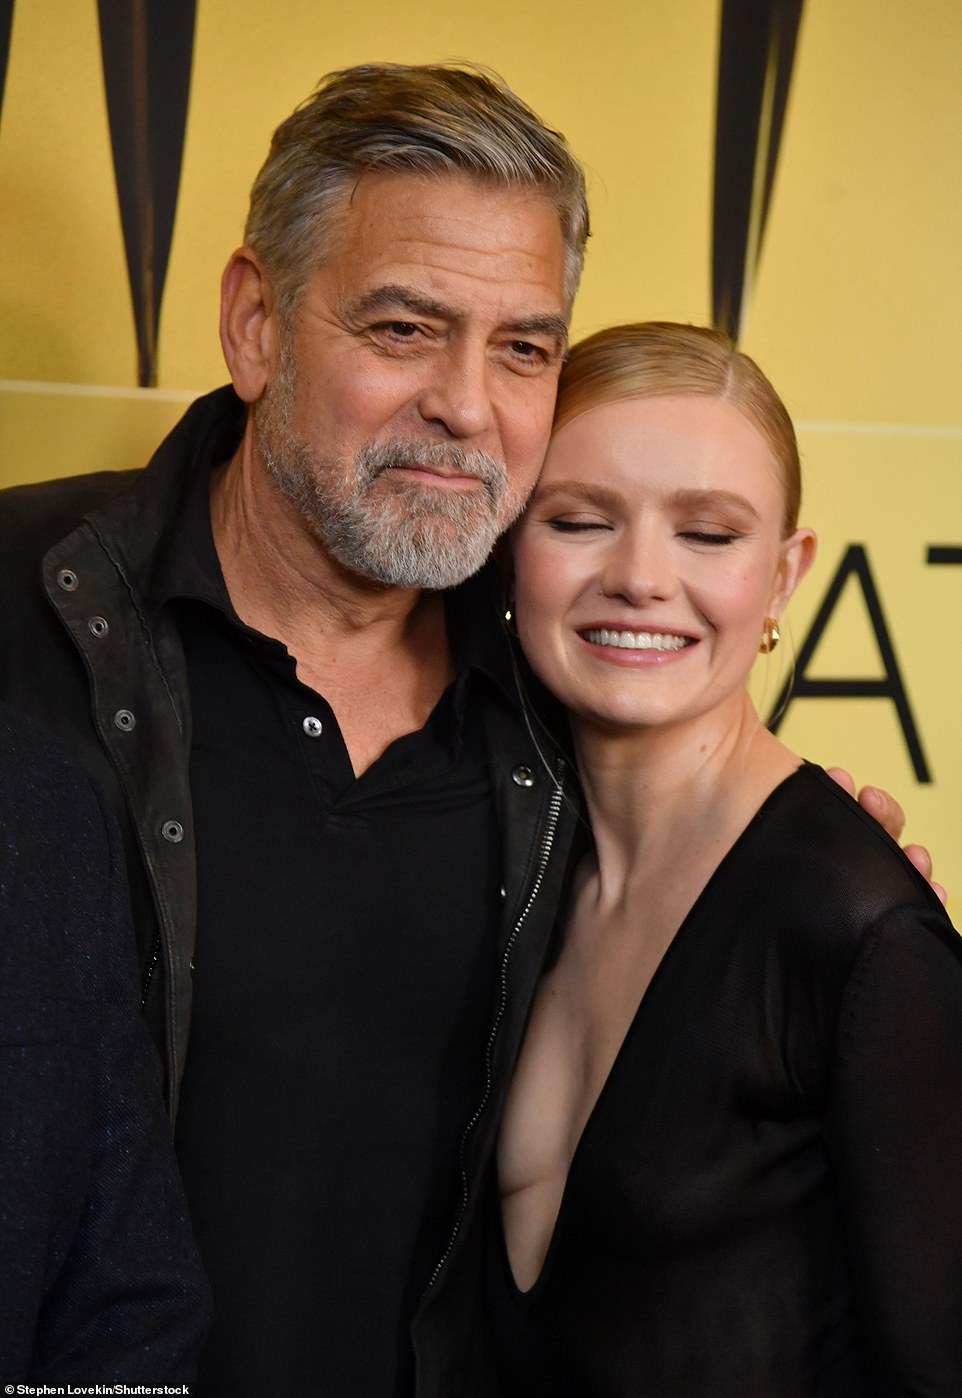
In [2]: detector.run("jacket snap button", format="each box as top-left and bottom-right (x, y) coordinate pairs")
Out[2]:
(511, 765), (535, 788)
(56, 568), (79, 591)
(87, 615), (109, 637)
(162, 820), (185, 844)
(302, 715), (323, 738)
(113, 708), (136, 731)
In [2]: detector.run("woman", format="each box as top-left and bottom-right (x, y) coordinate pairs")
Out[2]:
(486, 323), (962, 1394)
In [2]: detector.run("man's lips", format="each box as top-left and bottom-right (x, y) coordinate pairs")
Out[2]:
(386, 464), (485, 490)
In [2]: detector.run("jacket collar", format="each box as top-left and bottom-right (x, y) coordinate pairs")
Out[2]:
(99, 385), (246, 606)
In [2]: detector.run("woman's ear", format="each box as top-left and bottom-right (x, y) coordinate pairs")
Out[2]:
(219, 248), (280, 404)
(770, 526), (817, 617)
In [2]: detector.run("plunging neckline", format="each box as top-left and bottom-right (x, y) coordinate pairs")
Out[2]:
(498, 762), (810, 1299)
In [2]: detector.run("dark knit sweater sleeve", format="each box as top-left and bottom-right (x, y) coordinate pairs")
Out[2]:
(0, 705), (211, 1382)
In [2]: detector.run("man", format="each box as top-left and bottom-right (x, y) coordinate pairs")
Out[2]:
(0, 702), (210, 1381)
(0, 63), (922, 1396)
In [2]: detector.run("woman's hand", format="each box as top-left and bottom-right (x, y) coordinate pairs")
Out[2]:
(826, 767), (947, 905)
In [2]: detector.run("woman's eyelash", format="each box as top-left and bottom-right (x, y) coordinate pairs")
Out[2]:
(680, 530), (737, 545)
(544, 521), (739, 542)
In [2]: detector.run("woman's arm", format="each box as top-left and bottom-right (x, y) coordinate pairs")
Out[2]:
(826, 769), (945, 902)
(826, 905), (962, 1393)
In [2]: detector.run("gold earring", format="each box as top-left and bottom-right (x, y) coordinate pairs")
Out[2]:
(759, 616), (780, 654)
(503, 601), (518, 638)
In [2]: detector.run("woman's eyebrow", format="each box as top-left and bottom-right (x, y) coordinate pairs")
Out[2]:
(531, 480), (624, 510)
(666, 488), (761, 520)
(532, 483), (762, 519)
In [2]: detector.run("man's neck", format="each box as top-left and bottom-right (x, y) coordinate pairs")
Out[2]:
(209, 437), (456, 775)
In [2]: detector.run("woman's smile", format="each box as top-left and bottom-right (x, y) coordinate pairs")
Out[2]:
(577, 627), (696, 658)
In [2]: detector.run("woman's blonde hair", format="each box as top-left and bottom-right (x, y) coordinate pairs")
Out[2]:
(555, 323), (801, 535)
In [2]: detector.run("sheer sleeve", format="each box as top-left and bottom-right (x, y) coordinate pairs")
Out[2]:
(826, 903), (962, 1394)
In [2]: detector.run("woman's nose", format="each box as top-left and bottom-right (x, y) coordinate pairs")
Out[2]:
(600, 525), (678, 604)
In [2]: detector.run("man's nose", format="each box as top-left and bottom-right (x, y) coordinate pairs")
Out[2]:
(416, 342), (495, 440)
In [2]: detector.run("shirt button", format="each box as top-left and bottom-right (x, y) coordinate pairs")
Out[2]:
(56, 568), (79, 591)
(511, 765), (535, 788)
(87, 615), (109, 637)
(113, 708), (136, 731)
(303, 716), (323, 738)
(161, 820), (185, 844)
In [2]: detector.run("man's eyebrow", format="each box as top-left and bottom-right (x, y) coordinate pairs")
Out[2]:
(350, 286), (568, 349)
(351, 284), (453, 320)
(503, 314), (569, 350)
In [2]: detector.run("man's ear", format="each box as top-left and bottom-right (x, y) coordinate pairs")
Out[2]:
(770, 526), (817, 618)
(220, 248), (280, 404)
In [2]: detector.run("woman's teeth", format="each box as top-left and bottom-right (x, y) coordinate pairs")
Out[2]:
(581, 629), (691, 651)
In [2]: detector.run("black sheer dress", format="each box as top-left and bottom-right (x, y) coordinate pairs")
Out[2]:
(485, 763), (962, 1396)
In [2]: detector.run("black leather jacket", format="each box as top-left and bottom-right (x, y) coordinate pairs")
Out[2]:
(0, 386), (579, 1392)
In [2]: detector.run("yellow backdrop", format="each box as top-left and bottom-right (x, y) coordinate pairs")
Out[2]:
(1, 0), (960, 890)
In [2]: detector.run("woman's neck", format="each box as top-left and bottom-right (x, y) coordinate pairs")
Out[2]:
(571, 694), (800, 907)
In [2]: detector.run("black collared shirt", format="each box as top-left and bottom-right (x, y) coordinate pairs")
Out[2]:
(167, 455), (515, 1396)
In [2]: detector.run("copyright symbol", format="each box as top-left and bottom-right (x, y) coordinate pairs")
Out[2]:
(6, 1384), (15, 1393)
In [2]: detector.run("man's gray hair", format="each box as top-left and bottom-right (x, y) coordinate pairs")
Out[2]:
(244, 62), (590, 320)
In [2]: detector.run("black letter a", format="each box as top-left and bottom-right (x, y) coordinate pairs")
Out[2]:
(768, 544), (931, 782)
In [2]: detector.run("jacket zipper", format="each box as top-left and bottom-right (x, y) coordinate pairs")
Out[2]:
(141, 931), (162, 1006)
(420, 762), (566, 1299)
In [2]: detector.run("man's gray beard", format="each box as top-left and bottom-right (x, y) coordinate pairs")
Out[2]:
(254, 371), (521, 590)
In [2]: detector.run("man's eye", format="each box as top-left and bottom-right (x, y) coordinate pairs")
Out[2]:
(506, 340), (552, 372)
(367, 321), (433, 353)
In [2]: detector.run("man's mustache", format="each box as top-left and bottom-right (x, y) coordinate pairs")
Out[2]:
(357, 440), (508, 501)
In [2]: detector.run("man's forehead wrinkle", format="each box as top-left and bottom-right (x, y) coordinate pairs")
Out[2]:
(352, 237), (564, 284)
(349, 211), (566, 283)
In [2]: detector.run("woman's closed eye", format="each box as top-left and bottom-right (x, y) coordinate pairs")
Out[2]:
(678, 528), (739, 546)
(547, 516), (613, 533)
